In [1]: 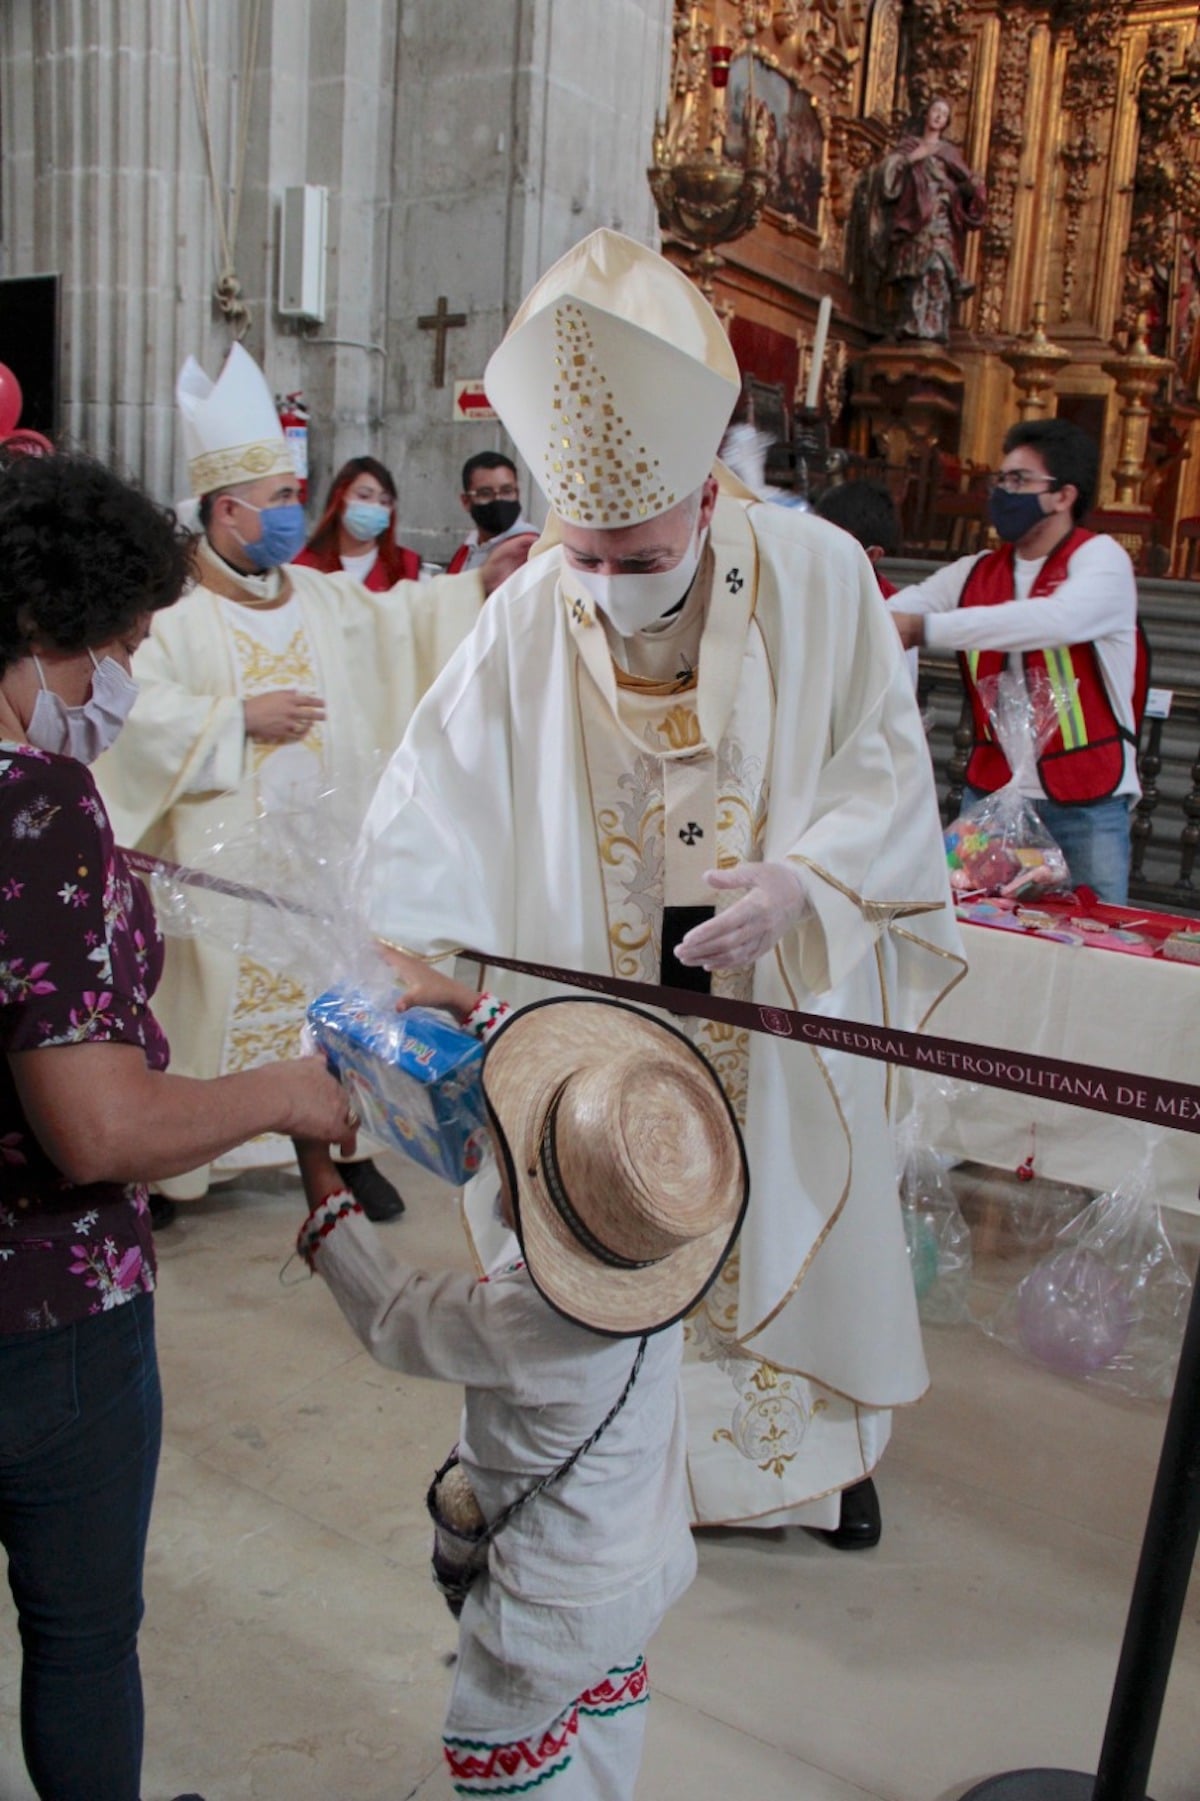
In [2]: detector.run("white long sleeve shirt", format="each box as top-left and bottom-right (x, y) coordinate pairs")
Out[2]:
(889, 533), (1140, 798)
(310, 1210), (695, 1734)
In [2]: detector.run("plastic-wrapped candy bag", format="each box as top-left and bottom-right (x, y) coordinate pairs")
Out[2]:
(983, 1146), (1192, 1399)
(1014, 1248), (1135, 1376)
(944, 671), (1072, 901)
(896, 1105), (973, 1325)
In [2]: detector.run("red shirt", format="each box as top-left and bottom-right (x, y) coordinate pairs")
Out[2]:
(293, 542), (421, 588)
(0, 744), (166, 1334)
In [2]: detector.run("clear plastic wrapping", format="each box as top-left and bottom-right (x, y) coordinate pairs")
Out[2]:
(944, 671), (1072, 900)
(147, 779), (377, 997)
(146, 777), (492, 1186)
(983, 1147), (1192, 1399)
(896, 1104), (973, 1325)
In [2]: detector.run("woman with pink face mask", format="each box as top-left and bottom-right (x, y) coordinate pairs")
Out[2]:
(0, 450), (355, 1801)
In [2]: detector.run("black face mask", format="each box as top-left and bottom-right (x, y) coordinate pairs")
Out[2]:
(988, 486), (1051, 544)
(469, 497), (521, 535)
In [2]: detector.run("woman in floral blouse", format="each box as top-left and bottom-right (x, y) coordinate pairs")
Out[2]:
(0, 451), (356, 1801)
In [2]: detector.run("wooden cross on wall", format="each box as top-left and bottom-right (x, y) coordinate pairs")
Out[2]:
(417, 296), (467, 388)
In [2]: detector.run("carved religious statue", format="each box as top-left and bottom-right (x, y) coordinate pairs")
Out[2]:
(849, 97), (987, 343)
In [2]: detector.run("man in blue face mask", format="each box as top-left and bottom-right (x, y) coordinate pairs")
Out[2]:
(95, 344), (526, 1224)
(889, 418), (1144, 902)
(208, 471), (309, 574)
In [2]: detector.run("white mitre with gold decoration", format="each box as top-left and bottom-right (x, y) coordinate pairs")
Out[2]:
(176, 342), (295, 498)
(484, 229), (739, 529)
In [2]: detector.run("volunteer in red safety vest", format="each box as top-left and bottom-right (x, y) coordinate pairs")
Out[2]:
(889, 418), (1144, 903)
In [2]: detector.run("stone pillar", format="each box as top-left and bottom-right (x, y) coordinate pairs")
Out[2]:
(248, 0), (400, 508)
(0, 0), (400, 503)
(383, 0), (674, 561)
(0, 0), (673, 552)
(0, 0), (235, 492)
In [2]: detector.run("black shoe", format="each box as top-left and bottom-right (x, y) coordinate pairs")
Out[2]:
(334, 1157), (406, 1223)
(805, 1476), (882, 1551)
(149, 1192), (177, 1230)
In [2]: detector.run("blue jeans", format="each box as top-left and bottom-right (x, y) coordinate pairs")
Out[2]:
(0, 1294), (161, 1801)
(964, 788), (1133, 905)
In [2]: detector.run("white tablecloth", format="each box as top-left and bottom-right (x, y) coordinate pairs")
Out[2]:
(916, 923), (1200, 1217)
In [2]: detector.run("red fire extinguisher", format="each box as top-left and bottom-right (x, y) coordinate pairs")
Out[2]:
(276, 390), (309, 506)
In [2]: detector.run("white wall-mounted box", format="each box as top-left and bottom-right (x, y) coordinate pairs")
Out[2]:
(278, 185), (328, 322)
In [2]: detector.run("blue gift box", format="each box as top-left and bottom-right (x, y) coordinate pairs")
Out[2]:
(306, 988), (490, 1187)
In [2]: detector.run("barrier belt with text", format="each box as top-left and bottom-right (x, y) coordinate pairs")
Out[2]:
(123, 850), (1200, 1139)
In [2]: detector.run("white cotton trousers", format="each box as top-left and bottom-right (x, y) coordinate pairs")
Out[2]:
(444, 1658), (650, 1798)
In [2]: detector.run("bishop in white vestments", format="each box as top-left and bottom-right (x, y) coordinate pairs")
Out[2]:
(95, 345), (505, 1208)
(360, 232), (966, 1538)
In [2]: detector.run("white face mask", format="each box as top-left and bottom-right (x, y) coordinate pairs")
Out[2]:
(572, 521), (705, 637)
(27, 651), (139, 763)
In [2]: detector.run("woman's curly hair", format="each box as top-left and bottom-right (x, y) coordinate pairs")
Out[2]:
(0, 449), (192, 674)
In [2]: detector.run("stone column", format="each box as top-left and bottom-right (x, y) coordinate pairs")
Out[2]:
(0, 0), (235, 493)
(0, 0), (673, 546)
(381, 0), (674, 561)
(0, 0), (399, 503)
(246, 0), (400, 508)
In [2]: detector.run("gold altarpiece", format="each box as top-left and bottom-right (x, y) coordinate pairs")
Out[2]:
(652, 0), (1200, 571)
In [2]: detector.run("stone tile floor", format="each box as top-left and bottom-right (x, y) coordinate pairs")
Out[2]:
(1, 1156), (1197, 1800)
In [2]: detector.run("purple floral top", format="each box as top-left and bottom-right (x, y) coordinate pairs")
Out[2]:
(0, 742), (168, 1335)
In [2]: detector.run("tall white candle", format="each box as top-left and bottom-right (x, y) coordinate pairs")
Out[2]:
(805, 295), (832, 411)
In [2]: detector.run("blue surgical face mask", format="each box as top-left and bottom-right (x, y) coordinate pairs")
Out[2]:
(231, 499), (308, 570)
(988, 487), (1049, 545)
(342, 500), (391, 544)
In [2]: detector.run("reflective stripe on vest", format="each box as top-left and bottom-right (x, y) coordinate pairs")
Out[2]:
(966, 641), (1086, 748)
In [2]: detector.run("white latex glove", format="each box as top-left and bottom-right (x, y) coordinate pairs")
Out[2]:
(675, 862), (810, 973)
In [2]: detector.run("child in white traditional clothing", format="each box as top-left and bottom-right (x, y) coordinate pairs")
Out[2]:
(294, 955), (748, 1799)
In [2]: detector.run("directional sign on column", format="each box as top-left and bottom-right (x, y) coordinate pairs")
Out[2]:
(453, 381), (497, 421)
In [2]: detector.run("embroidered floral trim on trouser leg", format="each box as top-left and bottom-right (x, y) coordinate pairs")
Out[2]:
(444, 1706), (578, 1795)
(444, 1656), (649, 1797)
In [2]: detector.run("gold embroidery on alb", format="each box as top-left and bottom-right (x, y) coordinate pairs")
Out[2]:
(223, 957), (308, 1076)
(655, 702), (702, 752)
(228, 618), (326, 766)
(229, 959), (307, 1020)
(580, 640), (863, 1479)
(711, 1360), (829, 1479)
(595, 789), (663, 978)
(230, 621), (313, 692)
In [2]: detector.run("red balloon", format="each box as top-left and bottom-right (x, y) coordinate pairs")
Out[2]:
(0, 365), (22, 437)
(0, 429), (53, 458)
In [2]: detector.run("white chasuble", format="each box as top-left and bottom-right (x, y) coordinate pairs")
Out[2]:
(570, 537), (883, 1527)
(361, 487), (967, 1527)
(212, 597), (324, 1172)
(94, 547), (483, 1198)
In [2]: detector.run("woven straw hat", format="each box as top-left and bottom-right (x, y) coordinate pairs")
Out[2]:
(481, 997), (748, 1337)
